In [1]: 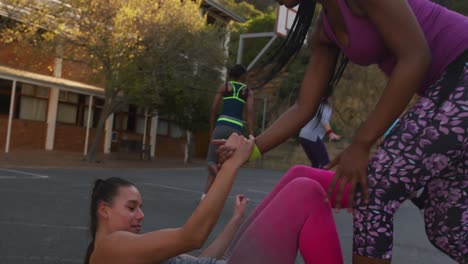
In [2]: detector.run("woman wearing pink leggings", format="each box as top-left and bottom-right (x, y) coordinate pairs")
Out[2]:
(86, 134), (345, 264)
(223, 165), (348, 264)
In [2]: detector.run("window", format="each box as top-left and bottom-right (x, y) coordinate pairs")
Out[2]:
(91, 98), (104, 128)
(57, 103), (77, 124)
(50, 92), (104, 127)
(135, 108), (149, 135)
(113, 105), (149, 134)
(18, 83), (49, 122)
(0, 79), (13, 115)
(157, 119), (169, 136)
(170, 123), (183, 138)
(36, 87), (49, 98)
(57, 91), (80, 124)
(155, 118), (183, 138)
(136, 115), (146, 134)
(127, 105), (137, 131)
(21, 84), (35, 95)
(113, 107), (128, 131)
(19, 96), (47, 121)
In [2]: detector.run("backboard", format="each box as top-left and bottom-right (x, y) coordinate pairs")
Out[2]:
(275, 5), (298, 38)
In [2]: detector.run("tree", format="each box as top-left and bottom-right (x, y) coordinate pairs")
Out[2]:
(0, 0), (224, 162)
(232, 0), (277, 12)
(216, 0), (262, 19)
(134, 10), (226, 163)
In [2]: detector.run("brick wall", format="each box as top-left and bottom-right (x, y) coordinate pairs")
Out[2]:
(0, 115), (209, 159)
(0, 116), (108, 153)
(0, 117), (47, 150)
(155, 136), (186, 158)
(194, 131), (209, 158)
(0, 42), (105, 88)
(61, 59), (105, 87)
(0, 43), (54, 76)
(55, 123), (105, 152)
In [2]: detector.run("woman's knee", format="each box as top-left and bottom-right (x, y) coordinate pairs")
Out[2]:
(281, 165), (334, 191)
(283, 178), (327, 201)
(283, 165), (324, 182)
(285, 165), (313, 176)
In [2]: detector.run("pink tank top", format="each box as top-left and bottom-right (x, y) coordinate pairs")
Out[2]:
(321, 0), (468, 94)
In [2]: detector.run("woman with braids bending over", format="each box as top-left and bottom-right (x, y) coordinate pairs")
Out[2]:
(217, 0), (468, 263)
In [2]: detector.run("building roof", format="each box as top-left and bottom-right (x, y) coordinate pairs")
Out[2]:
(0, 65), (104, 96)
(201, 0), (246, 23)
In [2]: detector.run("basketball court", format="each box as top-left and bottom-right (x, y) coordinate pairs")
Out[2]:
(0, 166), (455, 264)
(0, 4), (460, 264)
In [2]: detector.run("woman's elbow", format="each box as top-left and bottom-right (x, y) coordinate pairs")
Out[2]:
(410, 45), (432, 69)
(181, 230), (206, 250)
(420, 47), (432, 68)
(190, 237), (205, 250)
(295, 101), (318, 122)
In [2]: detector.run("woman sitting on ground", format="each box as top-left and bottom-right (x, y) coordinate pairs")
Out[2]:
(84, 134), (347, 264)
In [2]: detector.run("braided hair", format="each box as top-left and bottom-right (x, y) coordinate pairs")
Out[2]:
(255, 1), (349, 118)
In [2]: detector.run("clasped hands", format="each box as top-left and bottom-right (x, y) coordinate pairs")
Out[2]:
(213, 133), (371, 212)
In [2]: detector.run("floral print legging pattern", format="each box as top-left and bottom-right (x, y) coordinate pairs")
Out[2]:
(353, 57), (468, 263)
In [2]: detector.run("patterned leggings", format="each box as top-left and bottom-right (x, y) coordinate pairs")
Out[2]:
(353, 55), (468, 262)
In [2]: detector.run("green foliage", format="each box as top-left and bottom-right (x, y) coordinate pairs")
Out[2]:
(0, 0), (226, 159)
(135, 20), (225, 132)
(157, 86), (211, 133)
(236, 0), (277, 12)
(216, 0), (262, 19)
(0, 0), (212, 103)
(227, 9), (276, 66)
(275, 49), (311, 106)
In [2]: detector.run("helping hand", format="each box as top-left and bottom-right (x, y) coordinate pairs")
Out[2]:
(324, 142), (370, 212)
(213, 133), (254, 167)
(232, 194), (250, 220)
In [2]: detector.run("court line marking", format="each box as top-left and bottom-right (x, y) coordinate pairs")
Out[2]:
(0, 256), (82, 263)
(0, 220), (86, 230)
(0, 176), (17, 179)
(142, 183), (200, 194)
(247, 189), (269, 194)
(0, 168), (49, 179)
(141, 182), (263, 203)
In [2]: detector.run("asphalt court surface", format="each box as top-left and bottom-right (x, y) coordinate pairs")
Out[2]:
(0, 167), (455, 263)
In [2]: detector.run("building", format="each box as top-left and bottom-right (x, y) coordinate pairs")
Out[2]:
(0, 0), (244, 159)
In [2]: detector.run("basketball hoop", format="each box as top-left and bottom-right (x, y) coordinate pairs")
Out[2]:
(275, 5), (298, 38)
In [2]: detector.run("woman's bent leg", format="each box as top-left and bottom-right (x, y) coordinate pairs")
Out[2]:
(227, 178), (343, 264)
(224, 165), (349, 259)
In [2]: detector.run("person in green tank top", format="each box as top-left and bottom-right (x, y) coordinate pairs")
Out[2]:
(202, 65), (254, 199)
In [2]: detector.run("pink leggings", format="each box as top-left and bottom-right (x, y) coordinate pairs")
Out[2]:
(224, 165), (349, 264)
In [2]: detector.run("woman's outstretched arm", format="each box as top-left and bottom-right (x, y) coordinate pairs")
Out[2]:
(96, 136), (254, 264)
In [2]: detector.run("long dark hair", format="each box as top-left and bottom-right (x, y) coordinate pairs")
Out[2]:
(255, 1), (348, 117)
(84, 177), (134, 264)
(260, 0), (318, 84)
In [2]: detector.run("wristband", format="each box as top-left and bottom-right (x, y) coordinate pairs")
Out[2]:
(326, 129), (334, 135)
(249, 144), (261, 161)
